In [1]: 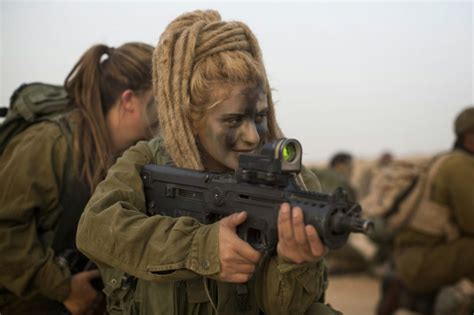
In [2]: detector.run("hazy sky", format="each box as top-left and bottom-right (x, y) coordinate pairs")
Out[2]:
(1, 1), (472, 163)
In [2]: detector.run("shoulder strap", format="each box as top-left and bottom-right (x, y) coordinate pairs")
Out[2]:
(389, 152), (458, 238)
(51, 117), (92, 271)
(421, 153), (454, 198)
(385, 155), (439, 231)
(406, 152), (460, 240)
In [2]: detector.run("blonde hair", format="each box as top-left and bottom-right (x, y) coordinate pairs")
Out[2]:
(153, 10), (282, 170)
(65, 42), (154, 190)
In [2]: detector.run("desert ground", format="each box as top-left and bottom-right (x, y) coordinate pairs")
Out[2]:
(326, 272), (420, 315)
(326, 273), (380, 315)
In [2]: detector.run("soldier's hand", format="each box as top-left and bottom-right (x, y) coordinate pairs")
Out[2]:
(218, 211), (262, 283)
(63, 269), (101, 315)
(277, 203), (327, 264)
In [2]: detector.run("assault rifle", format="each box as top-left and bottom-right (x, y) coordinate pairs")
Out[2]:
(141, 138), (373, 250)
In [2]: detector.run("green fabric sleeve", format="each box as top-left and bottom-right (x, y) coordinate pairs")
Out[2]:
(432, 151), (474, 235)
(76, 139), (221, 282)
(255, 165), (330, 314)
(256, 257), (325, 314)
(301, 165), (322, 192)
(0, 122), (71, 302)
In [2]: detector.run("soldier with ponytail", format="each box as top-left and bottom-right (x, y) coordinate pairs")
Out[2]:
(77, 10), (340, 314)
(0, 42), (156, 314)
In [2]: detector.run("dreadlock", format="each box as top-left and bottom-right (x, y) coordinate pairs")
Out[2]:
(153, 10), (282, 170)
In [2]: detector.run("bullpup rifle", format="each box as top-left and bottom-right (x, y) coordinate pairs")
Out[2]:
(141, 138), (373, 251)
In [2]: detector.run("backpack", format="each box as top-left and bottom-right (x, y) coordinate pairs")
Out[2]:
(0, 82), (97, 279)
(361, 154), (460, 244)
(388, 153), (460, 241)
(0, 82), (73, 155)
(359, 159), (427, 243)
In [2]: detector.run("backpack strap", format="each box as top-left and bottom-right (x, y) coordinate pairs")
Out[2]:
(51, 119), (90, 254)
(383, 177), (419, 220)
(407, 153), (460, 240)
(388, 152), (459, 240)
(50, 116), (105, 296)
(51, 116), (93, 271)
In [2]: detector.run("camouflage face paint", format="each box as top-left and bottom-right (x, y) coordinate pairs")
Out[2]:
(195, 83), (268, 172)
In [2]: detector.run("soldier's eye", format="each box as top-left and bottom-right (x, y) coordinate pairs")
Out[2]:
(255, 112), (267, 124)
(226, 117), (242, 126)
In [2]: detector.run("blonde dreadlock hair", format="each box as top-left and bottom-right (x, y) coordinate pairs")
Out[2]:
(153, 10), (282, 170)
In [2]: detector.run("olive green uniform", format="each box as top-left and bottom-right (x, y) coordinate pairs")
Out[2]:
(394, 150), (474, 293)
(0, 119), (73, 313)
(356, 167), (373, 200)
(77, 138), (339, 315)
(312, 168), (356, 202)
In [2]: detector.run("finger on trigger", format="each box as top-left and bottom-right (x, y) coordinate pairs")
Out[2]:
(235, 240), (261, 263)
(233, 262), (257, 274)
(86, 269), (101, 279)
(232, 211), (247, 227)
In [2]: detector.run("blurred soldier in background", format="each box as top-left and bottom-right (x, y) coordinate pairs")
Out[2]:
(313, 152), (369, 274)
(381, 107), (474, 315)
(357, 151), (394, 200)
(359, 155), (423, 273)
(313, 152), (357, 201)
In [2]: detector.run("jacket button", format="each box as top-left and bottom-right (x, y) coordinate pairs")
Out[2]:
(201, 259), (210, 269)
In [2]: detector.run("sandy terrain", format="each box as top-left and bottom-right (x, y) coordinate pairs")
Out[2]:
(326, 273), (381, 315)
(325, 273), (421, 315)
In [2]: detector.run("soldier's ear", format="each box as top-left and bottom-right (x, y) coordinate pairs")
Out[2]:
(119, 89), (137, 113)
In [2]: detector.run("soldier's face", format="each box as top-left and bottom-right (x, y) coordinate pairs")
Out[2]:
(194, 83), (269, 172)
(464, 132), (474, 153)
(108, 89), (156, 154)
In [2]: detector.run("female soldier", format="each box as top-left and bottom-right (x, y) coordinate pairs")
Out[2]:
(0, 42), (156, 314)
(77, 10), (338, 314)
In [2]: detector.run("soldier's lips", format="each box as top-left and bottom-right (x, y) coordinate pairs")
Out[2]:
(233, 149), (257, 155)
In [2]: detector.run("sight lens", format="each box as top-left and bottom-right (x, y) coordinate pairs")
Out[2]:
(282, 142), (296, 162)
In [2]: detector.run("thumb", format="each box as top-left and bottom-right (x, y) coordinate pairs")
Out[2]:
(223, 211), (247, 230)
(83, 269), (101, 280)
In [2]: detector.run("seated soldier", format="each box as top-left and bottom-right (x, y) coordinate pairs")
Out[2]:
(313, 152), (357, 202)
(314, 152), (370, 274)
(357, 151), (394, 200)
(392, 107), (474, 315)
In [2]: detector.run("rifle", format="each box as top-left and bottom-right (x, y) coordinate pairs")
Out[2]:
(141, 138), (373, 251)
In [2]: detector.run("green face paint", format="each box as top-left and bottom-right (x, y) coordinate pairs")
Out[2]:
(195, 83), (268, 172)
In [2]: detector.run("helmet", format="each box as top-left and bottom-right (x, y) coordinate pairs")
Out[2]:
(454, 107), (474, 136)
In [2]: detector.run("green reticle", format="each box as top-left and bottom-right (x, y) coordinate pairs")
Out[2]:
(282, 143), (296, 162)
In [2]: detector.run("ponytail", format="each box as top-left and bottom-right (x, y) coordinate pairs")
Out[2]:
(65, 42), (153, 190)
